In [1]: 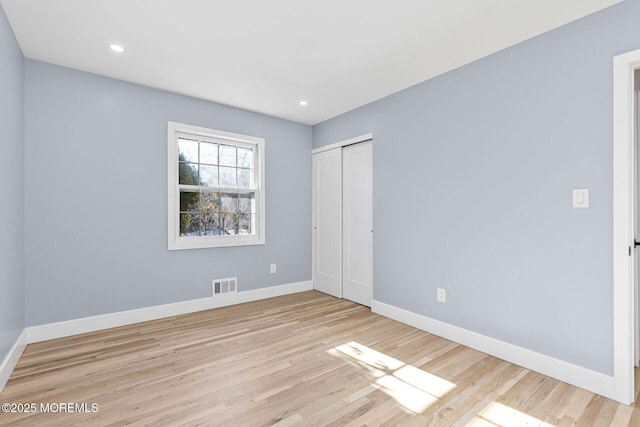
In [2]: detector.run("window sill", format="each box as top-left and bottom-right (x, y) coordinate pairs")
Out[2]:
(168, 235), (265, 250)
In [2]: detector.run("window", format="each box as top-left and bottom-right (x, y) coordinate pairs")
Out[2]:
(167, 121), (265, 250)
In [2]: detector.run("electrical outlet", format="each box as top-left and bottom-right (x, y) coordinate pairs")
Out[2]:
(270, 263), (277, 274)
(437, 288), (446, 303)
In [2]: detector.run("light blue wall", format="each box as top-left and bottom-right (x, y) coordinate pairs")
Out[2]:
(313, 0), (640, 375)
(24, 60), (312, 326)
(0, 7), (24, 361)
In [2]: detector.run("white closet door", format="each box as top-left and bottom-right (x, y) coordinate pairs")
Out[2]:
(312, 148), (342, 298)
(342, 141), (373, 306)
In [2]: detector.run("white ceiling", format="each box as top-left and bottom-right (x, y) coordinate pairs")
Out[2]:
(0, 0), (622, 125)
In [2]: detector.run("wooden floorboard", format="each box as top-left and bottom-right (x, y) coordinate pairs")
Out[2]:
(0, 290), (639, 426)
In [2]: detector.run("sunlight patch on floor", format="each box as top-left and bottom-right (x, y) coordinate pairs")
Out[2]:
(329, 341), (455, 413)
(465, 401), (554, 427)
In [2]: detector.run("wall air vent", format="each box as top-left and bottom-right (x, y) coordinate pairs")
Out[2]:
(212, 277), (237, 296)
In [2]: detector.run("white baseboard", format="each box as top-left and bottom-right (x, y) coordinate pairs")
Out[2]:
(25, 281), (313, 344)
(371, 299), (616, 401)
(0, 330), (27, 393)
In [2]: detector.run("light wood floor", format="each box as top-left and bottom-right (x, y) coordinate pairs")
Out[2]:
(1, 291), (639, 426)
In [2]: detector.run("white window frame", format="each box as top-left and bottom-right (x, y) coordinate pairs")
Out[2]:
(167, 121), (265, 250)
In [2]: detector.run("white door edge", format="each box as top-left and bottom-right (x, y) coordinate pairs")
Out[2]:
(612, 48), (640, 405)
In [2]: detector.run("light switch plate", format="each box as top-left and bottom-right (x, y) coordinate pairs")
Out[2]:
(572, 188), (589, 208)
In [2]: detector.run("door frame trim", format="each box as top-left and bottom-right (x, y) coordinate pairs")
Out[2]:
(312, 133), (373, 154)
(613, 47), (640, 405)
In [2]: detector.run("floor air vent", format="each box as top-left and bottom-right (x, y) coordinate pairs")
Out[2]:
(212, 277), (237, 296)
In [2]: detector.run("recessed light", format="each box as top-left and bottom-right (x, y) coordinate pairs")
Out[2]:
(109, 43), (125, 53)
(299, 100), (308, 106)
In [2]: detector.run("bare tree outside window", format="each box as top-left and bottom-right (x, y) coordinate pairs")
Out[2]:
(177, 139), (255, 237)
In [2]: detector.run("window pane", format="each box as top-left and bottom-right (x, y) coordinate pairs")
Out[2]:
(237, 147), (253, 168)
(219, 145), (237, 167)
(180, 213), (202, 236)
(203, 213), (221, 236)
(238, 213), (252, 235)
(220, 166), (237, 188)
(200, 191), (220, 213)
(221, 193), (238, 213)
(200, 165), (218, 187)
(238, 168), (251, 189)
(200, 142), (218, 165)
(239, 193), (254, 213)
(220, 213), (238, 235)
(179, 162), (199, 185)
(178, 138), (199, 163)
(180, 191), (200, 212)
